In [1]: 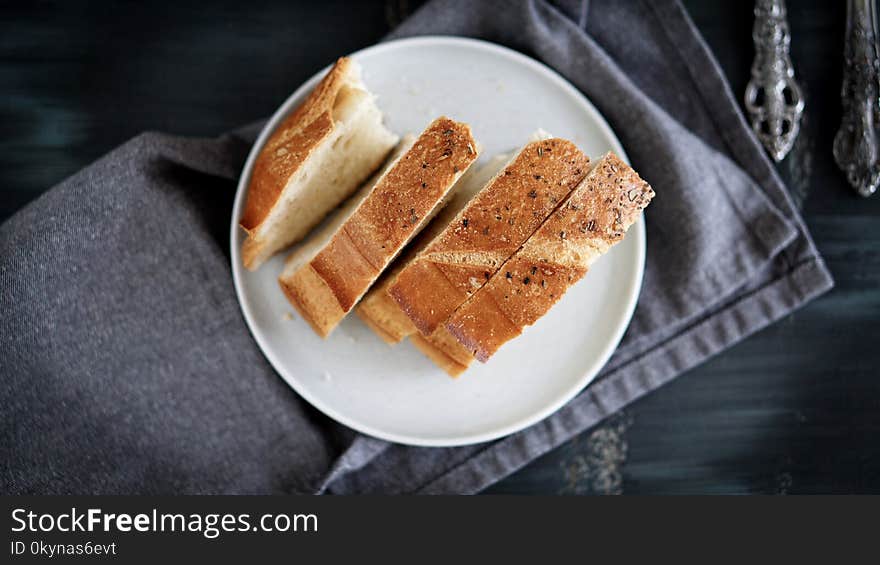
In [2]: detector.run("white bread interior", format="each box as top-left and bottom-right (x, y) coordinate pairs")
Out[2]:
(244, 63), (398, 269)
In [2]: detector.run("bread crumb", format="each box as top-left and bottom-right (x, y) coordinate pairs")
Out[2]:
(282, 312), (294, 321)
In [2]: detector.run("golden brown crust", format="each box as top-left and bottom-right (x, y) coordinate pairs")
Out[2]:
(424, 326), (474, 368)
(389, 139), (589, 336)
(410, 334), (469, 378)
(355, 174), (480, 344)
(355, 276), (417, 344)
(446, 153), (655, 362)
(356, 310), (400, 344)
(279, 264), (346, 338)
(281, 117), (479, 337)
(240, 57), (352, 232)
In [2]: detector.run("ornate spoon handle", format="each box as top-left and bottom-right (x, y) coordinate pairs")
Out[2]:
(834, 0), (880, 197)
(744, 0), (805, 162)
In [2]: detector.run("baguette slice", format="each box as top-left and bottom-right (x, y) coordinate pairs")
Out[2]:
(240, 57), (398, 270)
(280, 117), (479, 337)
(389, 138), (590, 337)
(286, 136), (414, 339)
(355, 153), (511, 344)
(446, 152), (655, 362)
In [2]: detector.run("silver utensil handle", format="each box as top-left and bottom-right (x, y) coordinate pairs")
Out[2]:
(744, 0), (805, 162)
(834, 0), (880, 197)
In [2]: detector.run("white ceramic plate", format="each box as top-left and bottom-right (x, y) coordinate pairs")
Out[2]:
(230, 37), (645, 447)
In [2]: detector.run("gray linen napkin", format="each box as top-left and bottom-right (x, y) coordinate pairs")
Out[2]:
(0, 0), (832, 494)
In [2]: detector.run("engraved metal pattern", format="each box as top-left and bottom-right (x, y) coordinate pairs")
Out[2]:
(834, 0), (880, 198)
(744, 0), (805, 162)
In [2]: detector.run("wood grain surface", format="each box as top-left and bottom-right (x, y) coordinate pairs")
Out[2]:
(1, 0), (877, 494)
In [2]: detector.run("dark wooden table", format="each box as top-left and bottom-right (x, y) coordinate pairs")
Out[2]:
(2, 1), (877, 494)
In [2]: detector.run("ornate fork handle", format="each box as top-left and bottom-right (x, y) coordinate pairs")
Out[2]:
(834, 0), (880, 197)
(744, 0), (805, 162)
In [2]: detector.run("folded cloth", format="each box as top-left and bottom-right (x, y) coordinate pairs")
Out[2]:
(0, 0), (832, 494)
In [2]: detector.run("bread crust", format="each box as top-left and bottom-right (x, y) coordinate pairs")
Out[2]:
(445, 153), (655, 362)
(357, 287), (477, 376)
(358, 312), (401, 344)
(389, 139), (590, 336)
(355, 151), (494, 345)
(279, 264), (347, 337)
(410, 334), (469, 378)
(281, 117), (478, 337)
(355, 277), (417, 344)
(241, 57), (353, 233)
(427, 326), (475, 367)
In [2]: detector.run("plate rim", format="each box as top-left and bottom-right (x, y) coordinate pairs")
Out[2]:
(230, 35), (646, 447)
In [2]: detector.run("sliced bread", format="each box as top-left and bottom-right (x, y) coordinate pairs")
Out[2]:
(279, 117), (479, 337)
(445, 152), (655, 362)
(355, 152), (511, 344)
(388, 138), (590, 337)
(240, 57), (398, 270)
(355, 269), (417, 344)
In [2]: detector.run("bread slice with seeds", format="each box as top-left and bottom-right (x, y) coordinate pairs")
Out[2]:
(240, 57), (398, 271)
(388, 137), (591, 337)
(355, 152), (511, 344)
(279, 117), (479, 337)
(445, 152), (654, 362)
